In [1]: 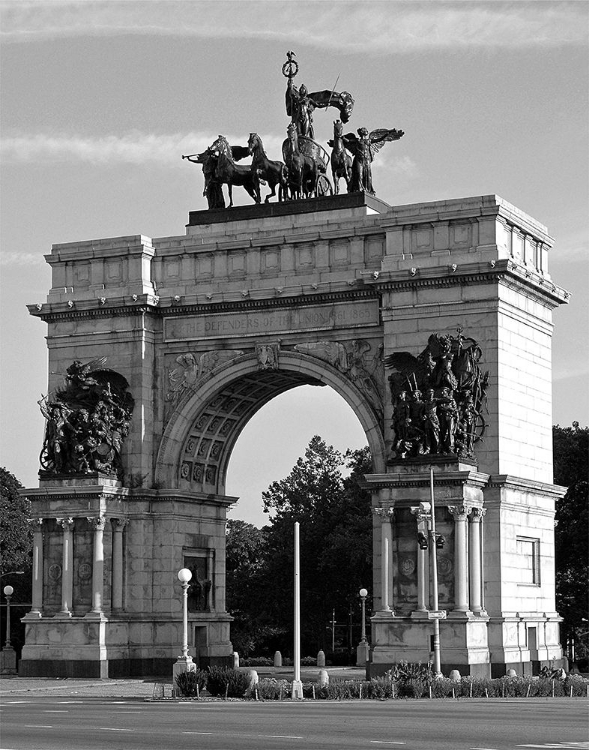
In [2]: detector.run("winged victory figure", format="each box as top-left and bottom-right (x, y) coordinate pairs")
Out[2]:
(342, 127), (404, 195)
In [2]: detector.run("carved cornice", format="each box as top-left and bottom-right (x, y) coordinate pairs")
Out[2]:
(363, 470), (489, 492)
(487, 475), (567, 499)
(29, 288), (382, 324)
(375, 261), (568, 308)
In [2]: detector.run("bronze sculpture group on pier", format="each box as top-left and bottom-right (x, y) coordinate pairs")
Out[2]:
(183, 51), (404, 209)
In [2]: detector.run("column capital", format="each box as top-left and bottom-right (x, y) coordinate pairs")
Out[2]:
(410, 502), (431, 522)
(447, 503), (472, 521)
(28, 517), (44, 528)
(56, 517), (75, 531)
(87, 515), (107, 531)
(373, 507), (394, 522)
(111, 517), (128, 531)
(470, 506), (486, 521)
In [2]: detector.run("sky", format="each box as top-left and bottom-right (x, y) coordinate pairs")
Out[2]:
(1, 0), (587, 528)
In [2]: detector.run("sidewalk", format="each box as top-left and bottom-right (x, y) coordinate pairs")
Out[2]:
(0, 666), (368, 699)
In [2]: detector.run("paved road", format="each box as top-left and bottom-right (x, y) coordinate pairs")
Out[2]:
(1, 695), (587, 750)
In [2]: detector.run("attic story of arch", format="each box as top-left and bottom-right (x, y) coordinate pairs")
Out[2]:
(182, 51), (405, 208)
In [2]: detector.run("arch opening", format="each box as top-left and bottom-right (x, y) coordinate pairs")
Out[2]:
(226, 384), (370, 527)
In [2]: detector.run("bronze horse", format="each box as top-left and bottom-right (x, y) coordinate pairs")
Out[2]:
(247, 133), (288, 203)
(210, 135), (261, 207)
(282, 123), (318, 200)
(328, 120), (352, 195)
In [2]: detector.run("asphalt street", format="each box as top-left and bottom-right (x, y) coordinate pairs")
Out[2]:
(1, 695), (587, 750)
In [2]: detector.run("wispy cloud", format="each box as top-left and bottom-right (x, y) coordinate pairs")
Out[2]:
(0, 131), (419, 184)
(0, 251), (46, 268)
(1, 1), (586, 51)
(1, 131), (219, 165)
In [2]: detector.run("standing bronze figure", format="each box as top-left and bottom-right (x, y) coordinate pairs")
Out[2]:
(342, 127), (405, 195)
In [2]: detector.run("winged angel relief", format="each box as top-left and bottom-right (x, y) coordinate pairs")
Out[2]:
(385, 330), (489, 460)
(166, 350), (245, 409)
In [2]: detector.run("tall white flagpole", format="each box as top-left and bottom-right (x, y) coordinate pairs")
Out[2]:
(430, 467), (443, 677)
(292, 521), (303, 699)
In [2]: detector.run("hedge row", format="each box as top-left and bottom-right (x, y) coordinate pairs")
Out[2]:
(175, 666), (588, 700)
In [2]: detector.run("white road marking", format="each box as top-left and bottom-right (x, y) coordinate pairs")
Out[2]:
(182, 732), (215, 735)
(98, 727), (133, 732)
(370, 743), (406, 746)
(43, 710), (68, 713)
(22, 725), (53, 729)
(264, 736), (304, 740)
(516, 745), (589, 749)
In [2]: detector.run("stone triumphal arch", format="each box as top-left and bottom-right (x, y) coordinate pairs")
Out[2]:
(21, 192), (568, 678)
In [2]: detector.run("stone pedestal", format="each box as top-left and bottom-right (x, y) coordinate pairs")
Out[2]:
(0, 647), (17, 675)
(356, 640), (370, 667)
(19, 476), (234, 677)
(365, 458), (491, 677)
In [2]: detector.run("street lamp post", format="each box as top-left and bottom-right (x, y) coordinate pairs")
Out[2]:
(172, 568), (196, 689)
(1, 585), (17, 675)
(356, 587), (370, 667)
(3, 586), (13, 648)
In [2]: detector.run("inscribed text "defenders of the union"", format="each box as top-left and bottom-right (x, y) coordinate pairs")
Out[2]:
(164, 301), (379, 341)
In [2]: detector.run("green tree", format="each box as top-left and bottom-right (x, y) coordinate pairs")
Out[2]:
(0, 467), (33, 656)
(552, 423), (588, 664)
(0, 468), (32, 577)
(225, 519), (283, 656)
(257, 437), (372, 656)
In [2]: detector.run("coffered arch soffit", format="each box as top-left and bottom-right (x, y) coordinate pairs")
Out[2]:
(156, 352), (386, 494)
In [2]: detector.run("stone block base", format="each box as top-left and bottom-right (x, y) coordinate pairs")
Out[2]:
(19, 653), (235, 678)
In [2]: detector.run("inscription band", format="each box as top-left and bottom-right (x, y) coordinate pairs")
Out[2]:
(164, 300), (379, 341)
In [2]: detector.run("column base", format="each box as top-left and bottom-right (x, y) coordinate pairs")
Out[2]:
(447, 609), (474, 620)
(372, 609), (396, 619)
(410, 610), (430, 620)
(83, 611), (108, 621)
(22, 611), (42, 621)
(55, 611), (73, 619)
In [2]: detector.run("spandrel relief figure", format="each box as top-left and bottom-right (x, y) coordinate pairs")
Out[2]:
(386, 329), (488, 460)
(166, 350), (245, 413)
(39, 359), (134, 477)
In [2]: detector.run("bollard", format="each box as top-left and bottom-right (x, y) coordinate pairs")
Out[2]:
(449, 669), (461, 682)
(318, 669), (329, 688)
(232, 651), (239, 669)
(248, 669), (259, 688)
(274, 650), (282, 667)
(317, 649), (326, 668)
